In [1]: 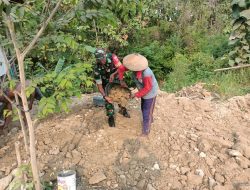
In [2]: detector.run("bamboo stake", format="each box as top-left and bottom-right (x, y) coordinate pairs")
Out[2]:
(15, 141), (22, 166)
(14, 93), (29, 153)
(214, 64), (250, 72)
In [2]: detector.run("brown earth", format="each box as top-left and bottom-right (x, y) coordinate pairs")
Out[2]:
(0, 83), (250, 190)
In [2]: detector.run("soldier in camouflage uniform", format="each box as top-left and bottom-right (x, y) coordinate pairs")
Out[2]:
(94, 48), (130, 127)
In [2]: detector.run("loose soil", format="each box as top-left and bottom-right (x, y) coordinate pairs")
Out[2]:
(0, 83), (249, 190)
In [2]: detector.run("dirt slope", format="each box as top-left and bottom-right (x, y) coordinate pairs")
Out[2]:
(0, 84), (249, 190)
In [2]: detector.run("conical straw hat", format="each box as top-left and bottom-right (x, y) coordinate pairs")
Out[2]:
(123, 53), (148, 71)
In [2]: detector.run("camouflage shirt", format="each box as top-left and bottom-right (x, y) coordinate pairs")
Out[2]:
(94, 53), (117, 86)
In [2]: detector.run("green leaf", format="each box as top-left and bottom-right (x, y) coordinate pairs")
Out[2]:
(232, 5), (241, 19)
(61, 100), (69, 112)
(233, 19), (244, 30)
(243, 46), (249, 50)
(235, 57), (244, 63)
(228, 38), (239, 45)
(238, 0), (246, 8)
(85, 80), (93, 87)
(229, 59), (235, 66)
(54, 58), (65, 74)
(59, 79), (67, 89)
(231, 0), (240, 6)
(85, 45), (96, 53)
(9, 80), (17, 90)
(25, 86), (35, 98)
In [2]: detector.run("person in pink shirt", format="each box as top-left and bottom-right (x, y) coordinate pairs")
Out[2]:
(116, 53), (159, 136)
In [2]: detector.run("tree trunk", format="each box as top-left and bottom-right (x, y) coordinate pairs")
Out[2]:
(18, 56), (41, 190)
(5, 1), (62, 189)
(6, 16), (41, 190)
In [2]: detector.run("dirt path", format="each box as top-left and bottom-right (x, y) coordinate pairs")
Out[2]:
(0, 85), (249, 190)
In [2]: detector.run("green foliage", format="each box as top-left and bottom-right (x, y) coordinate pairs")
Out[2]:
(229, 0), (250, 65)
(164, 52), (216, 92)
(1, 0), (248, 117)
(197, 34), (231, 58)
(187, 52), (215, 81)
(8, 164), (34, 190)
(36, 61), (93, 117)
(124, 41), (175, 79)
(207, 69), (250, 98)
(42, 181), (54, 190)
(164, 54), (191, 92)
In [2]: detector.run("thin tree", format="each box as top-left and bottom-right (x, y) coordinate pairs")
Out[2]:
(3, 0), (62, 189)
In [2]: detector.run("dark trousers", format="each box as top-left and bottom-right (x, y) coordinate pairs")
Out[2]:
(141, 97), (156, 135)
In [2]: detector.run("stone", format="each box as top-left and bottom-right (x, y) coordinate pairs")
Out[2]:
(0, 174), (13, 190)
(68, 144), (76, 151)
(66, 152), (72, 158)
(153, 163), (160, 170)
(137, 148), (149, 159)
(228, 149), (242, 157)
(195, 169), (204, 177)
(72, 149), (81, 157)
(190, 134), (199, 141)
(49, 147), (60, 155)
(146, 184), (156, 190)
(208, 177), (217, 189)
(237, 184), (250, 190)
(169, 164), (177, 170)
(215, 173), (225, 184)
(88, 171), (106, 185)
(199, 152), (206, 158)
(214, 184), (233, 190)
(0, 171), (4, 178)
(242, 145), (250, 159)
(187, 173), (203, 185)
(119, 175), (126, 186)
(197, 139), (211, 152)
(236, 157), (250, 169)
(107, 181), (111, 186)
(180, 167), (190, 175)
(205, 157), (214, 166)
(112, 183), (118, 188)
(137, 179), (146, 190)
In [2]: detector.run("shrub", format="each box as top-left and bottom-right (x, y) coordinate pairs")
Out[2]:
(164, 54), (191, 92)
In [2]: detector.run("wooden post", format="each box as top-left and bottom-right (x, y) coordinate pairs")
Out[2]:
(15, 141), (22, 166)
(214, 64), (250, 72)
(14, 93), (29, 153)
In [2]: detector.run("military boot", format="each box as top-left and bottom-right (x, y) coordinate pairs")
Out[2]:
(119, 107), (130, 118)
(108, 116), (115, 127)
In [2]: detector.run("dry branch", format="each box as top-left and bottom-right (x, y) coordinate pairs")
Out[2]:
(214, 64), (250, 72)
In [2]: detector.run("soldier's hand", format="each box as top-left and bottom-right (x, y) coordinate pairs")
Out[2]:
(120, 80), (128, 88)
(130, 93), (135, 99)
(109, 73), (115, 82)
(104, 96), (113, 103)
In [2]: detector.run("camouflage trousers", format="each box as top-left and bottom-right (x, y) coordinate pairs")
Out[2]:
(105, 101), (115, 117)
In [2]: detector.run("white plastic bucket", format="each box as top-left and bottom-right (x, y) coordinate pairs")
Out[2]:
(57, 170), (76, 190)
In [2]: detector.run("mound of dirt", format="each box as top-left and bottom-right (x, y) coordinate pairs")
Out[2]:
(176, 83), (218, 100)
(0, 86), (249, 190)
